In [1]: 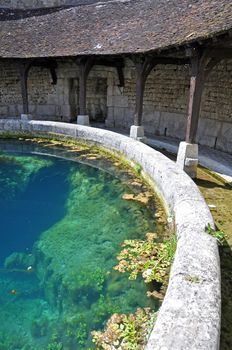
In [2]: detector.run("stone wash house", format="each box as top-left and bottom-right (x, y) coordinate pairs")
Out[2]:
(0, 0), (232, 163)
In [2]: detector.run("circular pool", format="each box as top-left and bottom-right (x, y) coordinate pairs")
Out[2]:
(0, 139), (165, 349)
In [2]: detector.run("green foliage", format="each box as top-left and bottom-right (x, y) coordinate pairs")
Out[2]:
(31, 316), (49, 338)
(0, 153), (52, 199)
(134, 163), (142, 175)
(91, 294), (121, 327)
(46, 333), (63, 350)
(47, 342), (63, 350)
(0, 331), (26, 350)
(206, 223), (225, 245)
(114, 233), (176, 283)
(92, 308), (156, 350)
(64, 267), (107, 298)
(63, 313), (89, 347)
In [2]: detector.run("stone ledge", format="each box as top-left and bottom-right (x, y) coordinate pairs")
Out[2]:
(0, 119), (220, 350)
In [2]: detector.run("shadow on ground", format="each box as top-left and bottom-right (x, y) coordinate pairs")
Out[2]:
(220, 241), (232, 350)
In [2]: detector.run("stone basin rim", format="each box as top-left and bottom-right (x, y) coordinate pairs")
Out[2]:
(0, 119), (220, 350)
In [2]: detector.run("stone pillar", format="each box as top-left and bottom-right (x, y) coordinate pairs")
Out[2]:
(176, 141), (198, 178)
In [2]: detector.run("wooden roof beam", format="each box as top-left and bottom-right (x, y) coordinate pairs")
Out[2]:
(206, 48), (232, 59)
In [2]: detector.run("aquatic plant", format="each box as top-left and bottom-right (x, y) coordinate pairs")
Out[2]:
(206, 223), (225, 245)
(133, 163), (142, 175)
(92, 308), (156, 350)
(0, 331), (26, 350)
(63, 267), (107, 303)
(0, 153), (53, 199)
(47, 340), (63, 350)
(0, 139), (167, 350)
(114, 233), (176, 284)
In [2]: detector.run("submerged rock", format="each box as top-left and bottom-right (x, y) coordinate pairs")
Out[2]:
(4, 252), (35, 271)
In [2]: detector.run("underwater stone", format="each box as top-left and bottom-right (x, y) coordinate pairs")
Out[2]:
(4, 252), (35, 270)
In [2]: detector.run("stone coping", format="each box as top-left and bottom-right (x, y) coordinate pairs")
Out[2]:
(0, 119), (221, 350)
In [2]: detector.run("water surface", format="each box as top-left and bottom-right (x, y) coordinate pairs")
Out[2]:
(0, 141), (160, 349)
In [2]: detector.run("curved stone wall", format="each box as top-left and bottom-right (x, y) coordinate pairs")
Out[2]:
(0, 119), (221, 350)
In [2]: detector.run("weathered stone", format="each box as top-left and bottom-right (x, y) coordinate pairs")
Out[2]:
(130, 125), (146, 142)
(0, 119), (220, 350)
(77, 114), (90, 126)
(0, 58), (231, 154)
(21, 114), (32, 120)
(176, 142), (198, 178)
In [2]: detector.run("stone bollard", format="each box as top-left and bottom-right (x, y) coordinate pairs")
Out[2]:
(176, 141), (198, 178)
(77, 115), (90, 126)
(130, 125), (147, 143)
(21, 114), (32, 121)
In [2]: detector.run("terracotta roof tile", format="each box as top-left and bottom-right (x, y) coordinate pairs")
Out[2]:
(0, 0), (231, 58)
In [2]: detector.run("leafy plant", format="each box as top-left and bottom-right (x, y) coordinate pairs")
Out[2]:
(206, 223), (225, 245)
(133, 164), (142, 175)
(92, 308), (156, 350)
(114, 233), (176, 284)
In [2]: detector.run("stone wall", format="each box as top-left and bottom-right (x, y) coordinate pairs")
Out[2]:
(106, 59), (232, 153)
(0, 58), (231, 153)
(0, 60), (113, 122)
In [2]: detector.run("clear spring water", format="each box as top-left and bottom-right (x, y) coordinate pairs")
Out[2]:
(0, 140), (161, 350)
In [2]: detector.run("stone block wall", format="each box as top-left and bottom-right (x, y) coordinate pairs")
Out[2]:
(0, 58), (232, 153)
(0, 59), (115, 122)
(106, 58), (232, 153)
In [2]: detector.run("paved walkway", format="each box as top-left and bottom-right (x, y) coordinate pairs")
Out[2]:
(147, 135), (232, 184)
(93, 123), (232, 184)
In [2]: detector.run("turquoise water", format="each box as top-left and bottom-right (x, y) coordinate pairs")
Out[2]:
(0, 141), (160, 350)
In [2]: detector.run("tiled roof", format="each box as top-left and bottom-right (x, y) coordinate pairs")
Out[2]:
(0, 0), (231, 58)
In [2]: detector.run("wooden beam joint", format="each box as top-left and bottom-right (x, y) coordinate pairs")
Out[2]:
(130, 54), (158, 126)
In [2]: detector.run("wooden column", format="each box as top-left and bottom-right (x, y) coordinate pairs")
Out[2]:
(186, 48), (223, 143)
(18, 61), (33, 115)
(185, 54), (205, 143)
(132, 55), (157, 126)
(77, 57), (94, 115)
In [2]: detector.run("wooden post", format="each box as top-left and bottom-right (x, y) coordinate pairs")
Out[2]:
(18, 61), (32, 115)
(77, 57), (94, 115)
(132, 55), (157, 126)
(185, 48), (223, 143)
(185, 54), (205, 143)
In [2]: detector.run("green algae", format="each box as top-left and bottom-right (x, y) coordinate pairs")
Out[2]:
(0, 152), (53, 199)
(0, 138), (168, 350)
(33, 163), (159, 348)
